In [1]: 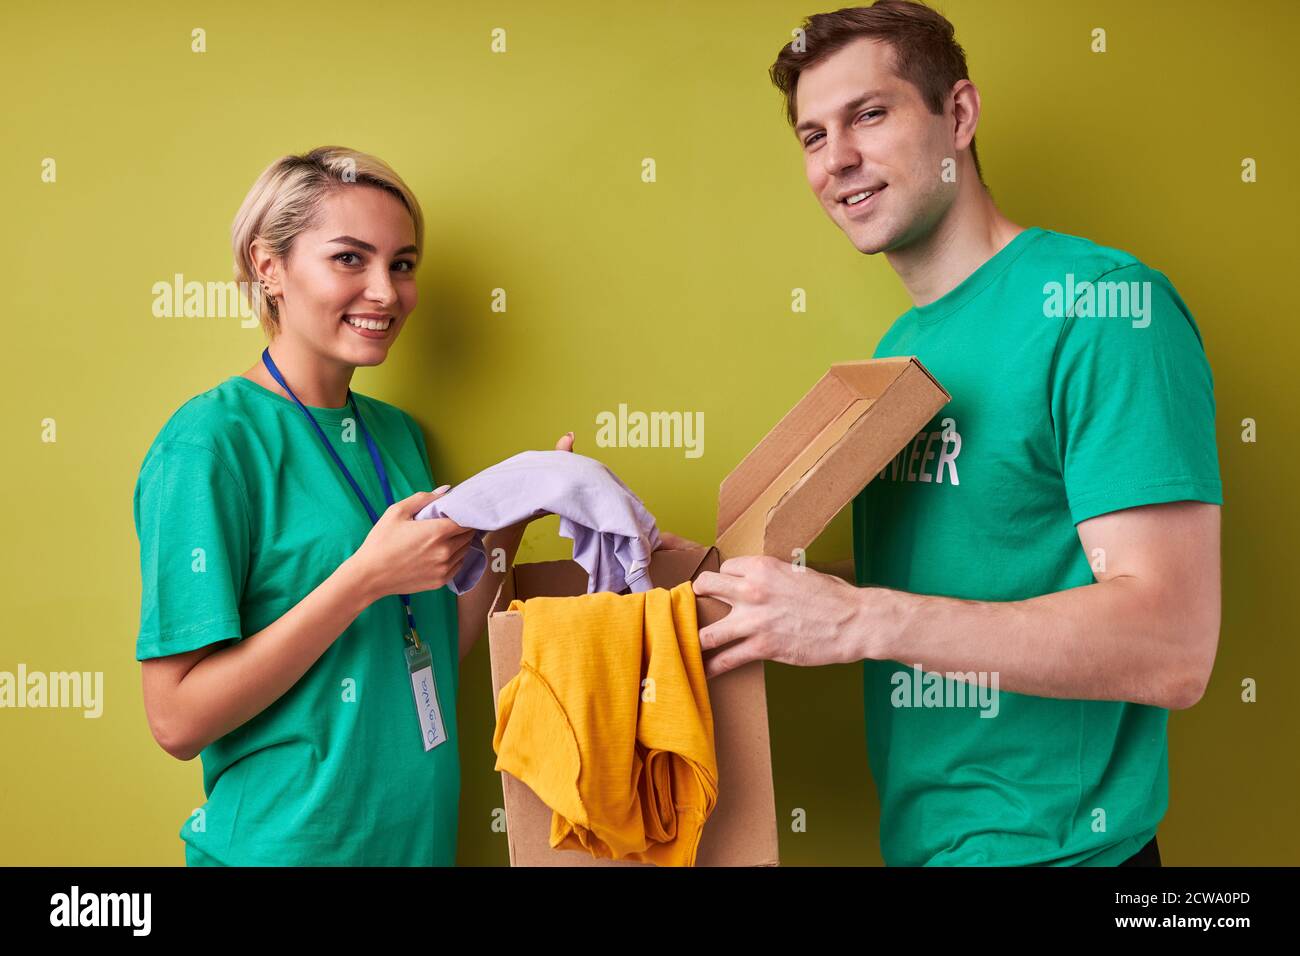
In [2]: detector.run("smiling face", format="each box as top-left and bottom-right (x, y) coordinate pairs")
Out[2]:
(267, 185), (420, 366)
(795, 37), (959, 255)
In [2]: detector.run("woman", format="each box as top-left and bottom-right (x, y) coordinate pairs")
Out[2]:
(133, 145), (572, 866)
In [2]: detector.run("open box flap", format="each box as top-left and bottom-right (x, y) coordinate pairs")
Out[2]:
(760, 358), (952, 557)
(716, 356), (949, 558)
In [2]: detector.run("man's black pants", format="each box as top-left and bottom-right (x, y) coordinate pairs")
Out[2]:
(1118, 835), (1162, 867)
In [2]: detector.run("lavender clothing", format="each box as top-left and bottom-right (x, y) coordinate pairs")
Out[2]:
(413, 450), (661, 596)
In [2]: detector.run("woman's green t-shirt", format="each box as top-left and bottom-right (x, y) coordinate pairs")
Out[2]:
(133, 374), (460, 866)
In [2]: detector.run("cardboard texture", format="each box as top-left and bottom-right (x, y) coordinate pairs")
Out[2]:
(486, 355), (949, 867)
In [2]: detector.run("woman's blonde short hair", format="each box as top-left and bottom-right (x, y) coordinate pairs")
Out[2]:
(231, 146), (424, 338)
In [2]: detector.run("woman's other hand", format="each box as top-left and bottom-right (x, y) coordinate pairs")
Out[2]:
(657, 530), (706, 551)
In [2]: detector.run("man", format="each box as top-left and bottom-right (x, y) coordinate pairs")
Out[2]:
(691, 0), (1222, 866)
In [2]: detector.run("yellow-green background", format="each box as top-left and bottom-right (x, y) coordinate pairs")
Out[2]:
(3, 0), (1295, 865)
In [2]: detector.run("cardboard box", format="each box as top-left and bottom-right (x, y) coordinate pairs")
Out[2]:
(488, 546), (771, 867)
(486, 356), (949, 866)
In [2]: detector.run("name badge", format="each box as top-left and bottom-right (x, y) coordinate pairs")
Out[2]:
(404, 640), (447, 752)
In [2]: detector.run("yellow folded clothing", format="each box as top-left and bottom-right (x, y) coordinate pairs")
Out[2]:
(492, 580), (719, 866)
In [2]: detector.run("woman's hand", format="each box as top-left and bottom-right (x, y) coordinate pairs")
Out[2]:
(552, 430), (697, 550)
(550, 429), (691, 548)
(350, 488), (477, 601)
(657, 530), (706, 551)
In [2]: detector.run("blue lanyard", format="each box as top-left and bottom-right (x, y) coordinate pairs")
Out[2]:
(261, 348), (422, 651)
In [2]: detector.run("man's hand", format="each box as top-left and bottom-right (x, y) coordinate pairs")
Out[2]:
(691, 555), (871, 678)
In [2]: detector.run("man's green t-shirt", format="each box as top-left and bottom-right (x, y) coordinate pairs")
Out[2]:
(133, 374), (461, 866)
(852, 227), (1222, 866)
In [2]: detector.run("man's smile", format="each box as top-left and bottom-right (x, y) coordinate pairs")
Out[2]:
(837, 183), (887, 216)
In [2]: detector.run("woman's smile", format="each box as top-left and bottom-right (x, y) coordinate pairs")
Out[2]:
(342, 312), (394, 338)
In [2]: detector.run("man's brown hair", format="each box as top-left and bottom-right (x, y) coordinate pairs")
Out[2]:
(770, 0), (983, 183)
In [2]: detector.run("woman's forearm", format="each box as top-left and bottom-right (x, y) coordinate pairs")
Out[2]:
(167, 556), (379, 759)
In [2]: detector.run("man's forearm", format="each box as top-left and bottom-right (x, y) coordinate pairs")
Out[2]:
(861, 576), (1209, 710)
(811, 558), (856, 583)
